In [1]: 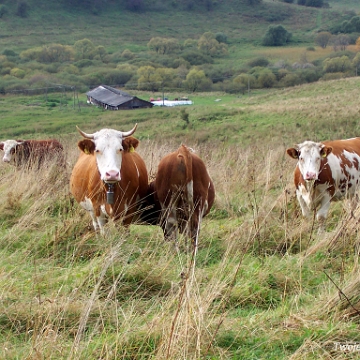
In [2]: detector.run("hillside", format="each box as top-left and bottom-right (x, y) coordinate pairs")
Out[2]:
(1, 0), (360, 96)
(1, 76), (360, 358)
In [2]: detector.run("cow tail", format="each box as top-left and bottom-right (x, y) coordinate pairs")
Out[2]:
(179, 145), (194, 207)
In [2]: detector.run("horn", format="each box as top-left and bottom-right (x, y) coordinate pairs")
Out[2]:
(121, 123), (138, 138)
(76, 126), (95, 139)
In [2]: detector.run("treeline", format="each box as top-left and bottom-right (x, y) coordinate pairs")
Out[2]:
(2, 30), (360, 95)
(0, 0), (330, 18)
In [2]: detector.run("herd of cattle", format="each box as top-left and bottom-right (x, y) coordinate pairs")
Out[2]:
(2, 125), (360, 237)
(0, 124), (215, 242)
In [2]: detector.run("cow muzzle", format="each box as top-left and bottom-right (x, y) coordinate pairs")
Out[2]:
(104, 170), (120, 182)
(304, 171), (317, 181)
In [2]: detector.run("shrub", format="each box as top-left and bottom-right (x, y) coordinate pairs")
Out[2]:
(0, 4), (8, 18)
(278, 73), (301, 87)
(16, 1), (29, 18)
(122, 49), (135, 60)
(215, 32), (228, 44)
(247, 57), (270, 68)
(10, 68), (26, 79)
(262, 25), (292, 46)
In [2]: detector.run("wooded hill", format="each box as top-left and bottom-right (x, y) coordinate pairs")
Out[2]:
(0, 0), (359, 94)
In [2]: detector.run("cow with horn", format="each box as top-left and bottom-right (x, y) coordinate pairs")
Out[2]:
(70, 124), (148, 234)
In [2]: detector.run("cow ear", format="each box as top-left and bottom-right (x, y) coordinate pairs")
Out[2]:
(122, 136), (139, 152)
(78, 139), (95, 155)
(286, 148), (299, 159)
(0, 143), (3, 151)
(320, 146), (332, 158)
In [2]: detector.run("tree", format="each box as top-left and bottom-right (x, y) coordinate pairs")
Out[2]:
(352, 53), (360, 76)
(332, 34), (350, 52)
(125, 0), (144, 12)
(262, 25), (292, 46)
(197, 32), (228, 57)
(350, 16), (360, 32)
(257, 69), (276, 88)
(137, 66), (159, 91)
(147, 37), (180, 55)
(315, 31), (332, 49)
(73, 38), (96, 60)
(184, 68), (212, 92)
(16, 1), (29, 18)
(0, 5), (8, 18)
(323, 56), (352, 73)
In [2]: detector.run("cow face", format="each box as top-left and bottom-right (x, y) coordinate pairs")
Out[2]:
(0, 140), (23, 164)
(77, 125), (138, 183)
(287, 141), (333, 181)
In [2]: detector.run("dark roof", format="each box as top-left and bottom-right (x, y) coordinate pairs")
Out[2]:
(86, 85), (141, 107)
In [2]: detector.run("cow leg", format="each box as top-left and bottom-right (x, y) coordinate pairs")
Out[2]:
(316, 194), (331, 232)
(163, 205), (178, 241)
(296, 191), (312, 218)
(97, 208), (108, 235)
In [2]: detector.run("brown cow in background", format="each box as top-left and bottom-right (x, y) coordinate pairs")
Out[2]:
(0, 139), (64, 168)
(141, 144), (215, 244)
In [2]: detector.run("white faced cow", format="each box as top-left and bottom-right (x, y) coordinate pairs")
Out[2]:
(287, 138), (360, 228)
(0, 139), (64, 168)
(70, 124), (148, 234)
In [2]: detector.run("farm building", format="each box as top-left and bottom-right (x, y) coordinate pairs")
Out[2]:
(86, 85), (154, 110)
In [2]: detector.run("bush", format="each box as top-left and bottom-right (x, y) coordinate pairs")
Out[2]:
(0, 4), (8, 18)
(215, 32), (228, 44)
(278, 73), (301, 87)
(10, 68), (26, 79)
(247, 57), (270, 68)
(181, 50), (213, 65)
(16, 1), (29, 18)
(262, 25), (292, 46)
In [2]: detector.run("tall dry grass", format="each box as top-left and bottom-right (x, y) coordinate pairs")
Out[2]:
(1, 132), (360, 359)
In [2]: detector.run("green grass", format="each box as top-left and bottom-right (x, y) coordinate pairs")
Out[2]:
(1, 1), (360, 358)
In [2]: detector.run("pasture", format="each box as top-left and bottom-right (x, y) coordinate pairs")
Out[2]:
(1, 77), (360, 358)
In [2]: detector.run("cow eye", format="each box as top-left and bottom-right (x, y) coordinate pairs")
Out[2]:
(95, 149), (100, 153)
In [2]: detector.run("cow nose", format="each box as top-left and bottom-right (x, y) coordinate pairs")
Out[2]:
(3, 158), (9, 163)
(305, 172), (317, 180)
(105, 170), (120, 182)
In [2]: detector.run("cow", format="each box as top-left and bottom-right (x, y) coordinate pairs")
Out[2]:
(70, 124), (149, 234)
(141, 144), (215, 244)
(0, 139), (64, 168)
(287, 138), (360, 229)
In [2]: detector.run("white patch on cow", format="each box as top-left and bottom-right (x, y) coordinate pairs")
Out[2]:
(80, 197), (108, 234)
(187, 180), (194, 205)
(341, 150), (360, 194)
(92, 129), (126, 182)
(1, 140), (22, 163)
(296, 141), (323, 181)
(133, 161), (140, 178)
(296, 182), (330, 219)
(80, 197), (94, 212)
(202, 199), (209, 217)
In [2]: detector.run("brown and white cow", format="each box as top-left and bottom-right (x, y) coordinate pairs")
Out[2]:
(0, 139), (64, 168)
(142, 144), (215, 243)
(287, 138), (360, 228)
(70, 124), (148, 234)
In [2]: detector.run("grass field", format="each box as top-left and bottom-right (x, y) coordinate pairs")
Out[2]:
(2, 76), (360, 358)
(1, 0), (360, 358)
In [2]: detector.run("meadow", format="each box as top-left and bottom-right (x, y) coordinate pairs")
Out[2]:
(1, 76), (360, 359)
